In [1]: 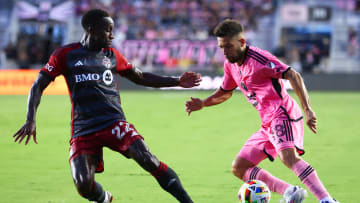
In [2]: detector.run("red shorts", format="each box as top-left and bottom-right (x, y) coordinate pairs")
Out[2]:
(69, 121), (143, 173)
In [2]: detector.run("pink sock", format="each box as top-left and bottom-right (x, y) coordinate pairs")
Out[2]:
(243, 166), (290, 195)
(292, 160), (329, 201)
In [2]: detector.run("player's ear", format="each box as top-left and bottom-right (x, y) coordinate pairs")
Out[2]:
(87, 26), (95, 34)
(240, 38), (246, 46)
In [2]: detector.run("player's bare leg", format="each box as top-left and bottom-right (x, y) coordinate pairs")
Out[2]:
(70, 154), (112, 203)
(279, 148), (338, 203)
(232, 156), (255, 179)
(232, 154), (292, 196)
(125, 139), (193, 203)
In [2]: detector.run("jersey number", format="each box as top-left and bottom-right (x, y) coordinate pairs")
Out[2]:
(112, 122), (138, 140)
(274, 124), (285, 137)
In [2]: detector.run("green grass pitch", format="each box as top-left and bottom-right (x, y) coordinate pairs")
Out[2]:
(1, 91), (359, 203)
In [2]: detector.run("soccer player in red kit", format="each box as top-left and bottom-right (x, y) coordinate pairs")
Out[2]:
(13, 9), (200, 203)
(185, 19), (339, 203)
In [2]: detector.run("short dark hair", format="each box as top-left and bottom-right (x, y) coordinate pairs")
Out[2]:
(213, 19), (243, 37)
(81, 9), (110, 31)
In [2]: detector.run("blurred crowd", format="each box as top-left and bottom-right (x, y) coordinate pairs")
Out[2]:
(74, 0), (276, 40)
(2, 0), (277, 70)
(5, 25), (64, 69)
(274, 25), (359, 74)
(1, 0), (359, 73)
(273, 38), (330, 74)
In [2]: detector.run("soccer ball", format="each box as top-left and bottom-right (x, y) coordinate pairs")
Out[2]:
(238, 180), (271, 203)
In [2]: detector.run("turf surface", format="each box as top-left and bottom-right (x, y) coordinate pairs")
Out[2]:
(1, 91), (359, 203)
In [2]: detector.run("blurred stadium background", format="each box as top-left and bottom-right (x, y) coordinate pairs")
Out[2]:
(0, 0), (359, 92)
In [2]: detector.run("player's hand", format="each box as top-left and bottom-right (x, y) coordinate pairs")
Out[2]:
(185, 97), (203, 116)
(179, 72), (201, 88)
(305, 108), (317, 134)
(13, 120), (38, 145)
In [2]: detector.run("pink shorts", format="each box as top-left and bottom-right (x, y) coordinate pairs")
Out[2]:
(69, 121), (143, 173)
(238, 117), (305, 165)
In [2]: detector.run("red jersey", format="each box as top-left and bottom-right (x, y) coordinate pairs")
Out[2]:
(41, 43), (133, 138)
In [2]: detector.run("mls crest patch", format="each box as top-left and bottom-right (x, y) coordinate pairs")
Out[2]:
(268, 61), (275, 69)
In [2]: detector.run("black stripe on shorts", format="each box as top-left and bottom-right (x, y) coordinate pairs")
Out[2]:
(283, 120), (294, 141)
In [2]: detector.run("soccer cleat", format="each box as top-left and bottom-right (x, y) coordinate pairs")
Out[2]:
(104, 191), (113, 203)
(280, 186), (308, 203)
(93, 191), (113, 203)
(320, 197), (340, 203)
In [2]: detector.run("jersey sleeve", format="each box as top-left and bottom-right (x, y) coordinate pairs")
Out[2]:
(113, 48), (134, 76)
(221, 61), (237, 91)
(259, 57), (290, 79)
(40, 48), (67, 80)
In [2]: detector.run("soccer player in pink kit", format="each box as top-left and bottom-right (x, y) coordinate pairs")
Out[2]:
(185, 19), (339, 203)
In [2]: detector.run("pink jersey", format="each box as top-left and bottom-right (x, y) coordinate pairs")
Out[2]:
(221, 46), (303, 127)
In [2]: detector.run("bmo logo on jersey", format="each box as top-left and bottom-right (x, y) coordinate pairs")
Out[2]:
(74, 70), (113, 85)
(75, 73), (100, 83)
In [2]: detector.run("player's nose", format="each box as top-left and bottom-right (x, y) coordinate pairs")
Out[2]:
(109, 33), (114, 40)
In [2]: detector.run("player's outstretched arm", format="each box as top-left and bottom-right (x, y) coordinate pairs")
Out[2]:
(123, 67), (201, 88)
(13, 73), (51, 145)
(185, 88), (233, 116)
(283, 68), (317, 134)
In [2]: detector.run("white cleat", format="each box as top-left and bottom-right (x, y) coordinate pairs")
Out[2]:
(320, 197), (340, 203)
(280, 186), (308, 203)
(93, 191), (113, 203)
(104, 191), (113, 203)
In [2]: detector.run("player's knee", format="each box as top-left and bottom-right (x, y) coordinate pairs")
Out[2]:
(279, 148), (301, 168)
(232, 161), (247, 180)
(232, 157), (256, 180)
(138, 151), (160, 172)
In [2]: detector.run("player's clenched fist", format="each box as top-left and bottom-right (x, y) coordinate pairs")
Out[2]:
(185, 97), (204, 116)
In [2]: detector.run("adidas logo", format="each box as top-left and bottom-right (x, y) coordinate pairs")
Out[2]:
(75, 60), (84, 67)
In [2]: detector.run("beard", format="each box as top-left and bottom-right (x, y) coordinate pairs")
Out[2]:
(226, 48), (244, 64)
(227, 56), (239, 63)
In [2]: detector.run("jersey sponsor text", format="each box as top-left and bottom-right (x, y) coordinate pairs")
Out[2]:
(75, 73), (100, 83)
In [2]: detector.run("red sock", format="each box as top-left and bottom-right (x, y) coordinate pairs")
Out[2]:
(150, 161), (168, 179)
(150, 162), (193, 203)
